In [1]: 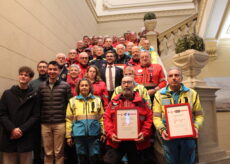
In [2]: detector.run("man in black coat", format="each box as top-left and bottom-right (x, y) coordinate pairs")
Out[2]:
(101, 51), (123, 100)
(29, 60), (48, 164)
(30, 60), (48, 91)
(0, 66), (39, 164)
(89, 46), (107, 74)
(55, 53), (68, 81)
(103, 37), (116, 54)
(115, 44), (130, 64)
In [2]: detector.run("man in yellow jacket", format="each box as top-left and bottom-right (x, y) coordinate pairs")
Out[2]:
(153, 67), (204, 164)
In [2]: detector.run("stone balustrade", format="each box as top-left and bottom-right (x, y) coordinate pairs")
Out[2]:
(157, 14), (198, 58)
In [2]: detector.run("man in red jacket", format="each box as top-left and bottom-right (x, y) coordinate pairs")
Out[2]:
(77, 52), (89, 78)
(134, 51), (166, 102)
(103, 76), (153, 164)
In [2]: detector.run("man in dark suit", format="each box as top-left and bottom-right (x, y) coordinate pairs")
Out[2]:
(101, 50), (123, 100)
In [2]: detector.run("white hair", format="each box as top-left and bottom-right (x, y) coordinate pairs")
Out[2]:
(56, 53), (66, 59)
(116, 44), (125, 50)
(167, 66), (183, 77)
(69, 64), (80, 71)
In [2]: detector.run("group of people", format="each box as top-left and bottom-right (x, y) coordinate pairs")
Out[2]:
(0, 33), (204, 164)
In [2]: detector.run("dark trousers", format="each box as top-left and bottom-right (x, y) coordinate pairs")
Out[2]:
(33, 122), (43, 164)
(104, 142), (140, 164)
(65, 143), (78, 164)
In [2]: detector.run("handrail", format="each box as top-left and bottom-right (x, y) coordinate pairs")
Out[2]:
(157, 13), (198, 58)
(158, 13), (198, 41)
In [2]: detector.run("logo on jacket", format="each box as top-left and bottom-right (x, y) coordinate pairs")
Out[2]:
(162, 98), (171, 105)
(137, 69), (143, 73)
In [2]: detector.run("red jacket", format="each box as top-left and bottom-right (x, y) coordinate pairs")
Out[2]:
(66, 58), (79, 68)
(134, 64), (166, 89)
(126, 58), (140, 67)
(92, 80), (109, 109)
(77, 64), (88, 79)
(66, 75), (80, 96)
(104, 92), (153, 150)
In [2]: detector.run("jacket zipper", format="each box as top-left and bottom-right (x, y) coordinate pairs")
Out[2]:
(85, 101), (88, 136)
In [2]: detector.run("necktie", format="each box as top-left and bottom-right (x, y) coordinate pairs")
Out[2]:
(109, 65), (114, 91)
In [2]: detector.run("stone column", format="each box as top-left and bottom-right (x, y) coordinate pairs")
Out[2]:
(194, 86), (230, 164)
(146, 32), (158, 52)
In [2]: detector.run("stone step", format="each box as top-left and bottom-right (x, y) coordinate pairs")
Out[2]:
(199, 149), (228, 162)
(226, 151), (230, 156)
(205, 156), (230, 164)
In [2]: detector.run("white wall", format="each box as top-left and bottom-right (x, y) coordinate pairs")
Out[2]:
(0, 0), (97, 94)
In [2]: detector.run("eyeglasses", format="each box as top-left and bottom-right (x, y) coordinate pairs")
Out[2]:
(69, 52), (76, 54)
(140, 56), (150, 59)
(121, 81), (133, 84)
(124, 73), (133, 76)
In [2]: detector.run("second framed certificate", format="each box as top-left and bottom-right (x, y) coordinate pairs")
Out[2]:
(165, 103), (195, 139)
(116, 108), (139, 140)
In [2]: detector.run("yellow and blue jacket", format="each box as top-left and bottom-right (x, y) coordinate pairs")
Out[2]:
(111, 82), (152, 109)
(153, 84), (204, 134)
(66, 94), (104, 138)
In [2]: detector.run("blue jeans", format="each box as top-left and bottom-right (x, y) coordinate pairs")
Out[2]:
(74, 136), (101, 157)
(163, 138), (196, 164)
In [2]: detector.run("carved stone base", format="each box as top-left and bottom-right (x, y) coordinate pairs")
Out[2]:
(183, 77), (207, 88)
(173, 49), (209, 87)
(194, 87), (230, 164)
(198, 149), (230, 164)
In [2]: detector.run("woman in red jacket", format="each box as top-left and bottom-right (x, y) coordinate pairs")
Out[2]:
(85, 65), (109, 109)
(67, 64), (81, 96)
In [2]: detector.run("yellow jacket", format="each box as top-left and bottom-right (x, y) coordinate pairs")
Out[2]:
(112, 83), (152, 108)
(153, 84), (204, 134)
(66, 94), (104, 138)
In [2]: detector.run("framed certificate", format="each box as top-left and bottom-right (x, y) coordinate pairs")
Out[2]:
(116, 108), (139, 140)
(165, 103), (195, 139)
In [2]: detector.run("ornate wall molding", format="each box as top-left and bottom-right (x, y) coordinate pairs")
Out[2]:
(103, 0), (194, 10)
(86, 0), (196, 23)
(196, 0), (208, 33)
(86, 0), (98, 22)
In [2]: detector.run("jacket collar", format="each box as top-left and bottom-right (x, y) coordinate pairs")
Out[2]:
(46, 79), (61, 86)
(38, 74), (48, 81)
(160, 83), (189, 95)
(76, 93), (95, 101)
(10, 85), (36, 99)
